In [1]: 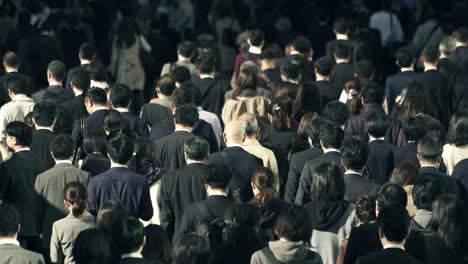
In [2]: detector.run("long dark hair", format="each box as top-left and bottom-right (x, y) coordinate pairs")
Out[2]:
(116, 18), (137, 49)
(63, 182), (87, 217)
(296, 112), (319, 139)
(398, 83), (427, 122)
(269, 101), (290, 131)
(252, 167), (275, 207)
(142, 225), (172, 264)
(233, 68), (258, 99)
(344, 77), (362, 115)
(293, 82), (322, 120)
(447, 111), (468, 147)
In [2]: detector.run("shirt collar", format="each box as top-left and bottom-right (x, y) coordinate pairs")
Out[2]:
(345, 170), (363, 176)
(199, 74), (214, 79)
(90, 80), (109, 89)
(114, 107), (129, 113)
(175, 128), (191, 133)
(401, 67), (413, 72)
(226, 143), (242, 148)
(121, 252), (143, 259)
(424, 66), (437, 72)
(0, 238), (19, 246)
(12, 94), (32, 101)
(208, 190), (228, 197)
(248, 46), (262, 54)
(324, 148), (340, 153)
(55, 160), (72, 165)
(290, 50), (301, 55)
(110, 162), (128, 168)
(92, 106), (108, 113)
(36, 126), (53, 132)
(383, 243), (405, 250)
(369, 136), (385, 142)
(15, 147), (30, 153)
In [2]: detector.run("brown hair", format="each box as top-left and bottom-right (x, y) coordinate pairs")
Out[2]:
(344, 77), (362, 115)
(297, 112), (319, 139)
(63, 182), (88, 217)
(389, 161), (418, 186)
(252, 167), (275, 207)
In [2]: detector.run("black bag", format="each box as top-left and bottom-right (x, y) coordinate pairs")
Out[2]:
(195, 202), (230, 247)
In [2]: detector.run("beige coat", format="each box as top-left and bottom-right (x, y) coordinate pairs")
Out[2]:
(222, 96), (270, 125)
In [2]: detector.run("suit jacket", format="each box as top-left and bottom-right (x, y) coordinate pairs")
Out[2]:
(61, 94), (87, 122)
(284, 147), (323, 203)
(120, 111), (149, 138)
(295, 151), (343, 205)
(0, 150), (49, 236)
(65, 64), (88, 96)
(344, 222), (382, 264)
(418, 166), (460, 198)
(71, 109), (109, 147)
(343, 173), (380, 203)
(417, 69), (451, 128)
(452, 159), (468, 206)
(193, 119), (220, 153)
(30, 129), (56, 169)
(330, 62), (354, 92)
(393, 143), (419, 168)
(80, 153), (111, 176)
(368, 140), (395, 185)
(0, 243), (45, 264)
(87, 167), (153, 221)
(34, 162), (90, 247)
(119, 258), (153, 264)
(356, 248), (422, 264)
(385, 71), (420, 112)
(160, 163), (208, 240)
(140, 103), (172, 127)
(386, 114), (445, 147)
(152, 130), (195, 171)
(316, 80), (341, 107)
(345, 104), (385, 140)
(193, 77), (230, 117)
(32, 85), (72, 105)
(209, 146), (262, 201)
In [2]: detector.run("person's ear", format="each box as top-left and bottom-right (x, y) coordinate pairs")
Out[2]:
(251, 182), (256, 191)
(184, 152), (189, 162)
(416, 153), (421, 162)
(378, 227), (384, 239)
(223, 133), (227, 144)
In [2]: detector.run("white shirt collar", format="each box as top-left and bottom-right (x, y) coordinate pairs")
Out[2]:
(383, 243), (405, 250)
(175, 128), (191, 133)
(345, 170), (363, 176)
(92, 106), (108, 113)
(55, 160), (72, 165)
(324, 148), (340, 153)
(15, 147), (30, 153)
(226, 143), (242, 148)
(36, 126), (53, 132)
(400, 67), (414, 72)
(208, 190), (228, 197)
(424, 66), (437, 71)
(90, 80), (109, 89)
(248, 46), (262, 54)
(0, 238), (19, 246)
(336, 34), (349, 40)
(199, 74), (214, 79)
(121, 252), (143, 259)
(111, 163), (127, 168)
(290, 50), (301, 55)
(114, 107), (129, 113)
(369, 136), (385, 142)
(81, 59), (92, 65)
(48, 81), (62, 86)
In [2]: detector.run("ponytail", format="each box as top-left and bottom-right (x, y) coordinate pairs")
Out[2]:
(252, 167), (275, 207)
(63, 182), (88, 217)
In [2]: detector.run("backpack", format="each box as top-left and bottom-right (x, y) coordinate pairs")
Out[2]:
(195, 202), (231, 248)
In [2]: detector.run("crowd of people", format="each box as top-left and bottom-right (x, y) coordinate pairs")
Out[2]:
(0, 0), (468, 264)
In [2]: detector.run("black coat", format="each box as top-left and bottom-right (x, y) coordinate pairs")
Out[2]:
(345, 104), (385, 140)
(32, 85), (72, 105)
(71, 109), (109, 147)
(385, 71), (420, 112)
(120, 111), (149, 138)
(193, 78), (230, 118)
(343, 173), (380, 203)
(315, 80), (341, 108)
(356, 248), (423, 264)
(393, 143), (419, 168)
(81, 153), (110, 177)
(140, 103), (172, 127)
(344, 222), (382, 264)
(330, 62), (354, 92)
(407, 230), (466, 264)
(61, 94), (87, 122)
(367, 140), (395, 185)
(30, 129), (56, 169)
(452, 159), (468, 206)
(153, 130), (195, 171)
(417, 69), (451, 128)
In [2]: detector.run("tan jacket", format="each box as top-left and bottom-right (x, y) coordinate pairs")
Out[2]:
(221, 96), (270, 125)
(0, 94), (34, 140)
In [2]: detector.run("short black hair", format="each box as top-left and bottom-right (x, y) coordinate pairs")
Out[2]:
(356, 196), (377, 223)
(196, 55), (216, 74)
(323, 100), (350, 126)
(378, 206), (410, 243)
(79, 42), (97, 61)
(107, 134), (133, 164)
(417, 136), (443, 163)
(33, 102), (56, 127)
(156, 75), (175, 96)
(174, 104), (199, 127)
(376, 183), (408, 209)
(341, 138), (369, 170)
(3, 52), (19, 68)
(292, 36), (311, 54)
(6, 121), (32, 146)
(109, 83), (132, 108)
(306, 117), (327, 148)
(70, 67), (91, 91)
(366, 112), (390, 138)
(422, 45), (439, 64)
(396, 47), (415, 68)
(177, 41), (195, 58)
(171, 87), (193, 108)
(334, 18), (349, 34)
(72, 229), (111, 264)
(334, 42), (350, 59)
(413, 177), (441, 211)
(120, 217), (145, 254)
(51, 134), (74, 160)
(184, 136), (209, 160)
(452, 26), (468, 43)
(204, 163), (232, 189)
(171, 66), (191, 83)
(85, 87), (108, 105)
(281, 61), (301, 81)
(311, 162), (345, 201)
(87, 60), (109, 82)
(402, 116), (427, 142)
(361, 83), (384, 105)
(259, 49), (277, 61)
(319, 120), (344, 149)
(48, 60), (66, 82)
(248, 29), (265, 46)
(314, 57), (335, 76)
(355, 60), (375, 79)
(275, 204), (312, 243)
(6, 75), (28, 95)
(0, 204), (20, 237)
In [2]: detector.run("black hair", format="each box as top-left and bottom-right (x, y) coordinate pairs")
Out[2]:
(378, 206), (410, 243)
(281, 61), (301, 81)
(366, 112), (390, 138)
(3, 52), (18, 68)
(376, 183), (408, 209)
(447, 111), (468, 147)
(71, 67), (91, 91)
(422, 45), (439, 64)
(177, 41), (195, 58)
(116, 18), (137, 48)
(83, 131), (108, 155)
(319, 120), (344, 149)
(396, 47), (415, 68)
(32, 102), (56, 127)
(157, 75), (176, 96)
(171, 87), (193, 108)
(275, 204), (312, 243)
(142, 225), (172, 263)
(109, 83), (132, 108)
(79, 42), (97, 61)
(389, 161), (419, 187)
(334, 42), (350, 59)
(269, 102), (290, 131)
(311, 162), (345, 201)
(104, 110), (124, 138)
(47, 60), (66, 82)
(453, 27), (468, 43)
(417, 136), (443, 163)
(85, 88), (108, 105)
(63, 181), (88, 217)
(87, 60), (109, 82)
(334, 18), (349, 34)
(120, 217), (145, 254)
(402, 116), (427, 142)
(413, 177), (441, 211)
(171, 66), (191, 83)
(6, 121), (32, 146)
(248, 29), (265, 46)
(172, 234), (211, 264)
(292, 36), (311, 54)
(252, 167), (275, 207)
(355, 60), (375, 79)
(341, 138), (369, 170)
(196, 55), (216, 74)
(306, 117), (327, 148)
(259, 49), (277, 61)
(204, 163), (232, 190)
(234, 68), (258, 98)
(322, 101), (350, 127)
(6, 75), (28, 95)
(0, 204), (20, 237)
(314, 57), (335, 76)
(175, 104), (199, 127)
(361, 83), (384, 105)
(51, 134), (74, 160)
(72, 229), (111, 264)
(184, 136), (210, 160)
(107, 134), (133, 164)
(356, 196), (377, 223)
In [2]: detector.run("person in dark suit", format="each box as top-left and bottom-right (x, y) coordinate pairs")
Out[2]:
(209, 120), (261, 202)
(385, 47), (420, 112)
(0, 204), (46, 264)
(80, 131), (110, 176)
(177, 163), (234, 240)
(325, 18), (354, 60)
(0, 52), (32, 105)
(322, 100), (350, 127)
(109, 83), (149, 138)
(344, 183), (409, 264)
(0, 121), (49, 252)
(30, 103), (56, 169)
(452, 159), (468, 206)
(65, 42), (96, 96)
(119, 218), (152, 264)
(140, 75), (174, 127)
(330, 42), (354, 93)
(160, 136), (209, 241)
(71, 88), (109, 148)
(341, 138), (380, 203)
(356, 206), (422, 264)
(61, 67), (90, 122)
(32, 60), (72, 105)
(284, 117), (324, 203)
(366, 112), (395, 185)
(277, 36), (315, 84)
(259, 49), (281, 89)
(314, 56), (340, 107)
(295, 121), (344, 205)
(87, 134), (153, 221)
(393, 116), (427, 168)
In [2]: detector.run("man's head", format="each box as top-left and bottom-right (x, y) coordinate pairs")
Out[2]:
(247, 29), (265, 47)
(291, 36), (312, 56)
(395, 47), (415, 68)
(84, 88), (108, 114)
(170, 87), (193, 110)
(413, 177), (441, 211)
(79, 42), (97, 63)
(203, 163), (232, 193)
(7, 75), (28, 97)
(177, 41), (195, 59)
(334, 18), (349, 36)
(239, 113), (258, 138)
(50, 134), (74, 161)
(32, 103), (56, 128)
(355, 60), (375, 80)
(306, 117), (327, 148)
(197, 55), (216, 75)
(171, 66), (191, 87)
(280, 61), (301, 83)
(319, 120), (344, 150)
(156, 75), (175, 97)
(378, 206), (410, 244)
(366, 112), (390, 139)
(184, 136), (209, 162)
(403, 116), (427, 143)
(417, 136), (443, 166)
(259, 49), (277, 70)
(452, 27), (468, 46)
(439, 36), (456, 58)
(0, 204), (20, 239)
(3, 52), (19, 71)
(109, 83), (132, 109)
(107, 134), (133, 165)
(421, 45), (439, 66)
(334, 42), (350, 61)
(47, 60), (66, 83)
(70, 67), (91, 93)
(224, 120), (246, 145)
(361, 83), (384, 105)
(120, 217), (145, 255)
(174, 104), (198, 129)
(376, 183), (408, 215)
(314, 57), (334, 78)
(322, 101), (350, 127)
(5, 121), (32, 149)
(341, 138), (369, 172)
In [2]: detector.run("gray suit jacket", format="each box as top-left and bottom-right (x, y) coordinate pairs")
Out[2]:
(0, 243), (45, 264)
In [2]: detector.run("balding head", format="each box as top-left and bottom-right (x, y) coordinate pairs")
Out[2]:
(238, 113), (258, 137)
(224, 120), (246, 144)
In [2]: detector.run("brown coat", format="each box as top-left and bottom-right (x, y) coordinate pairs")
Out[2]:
(221, 96), (270, 124)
